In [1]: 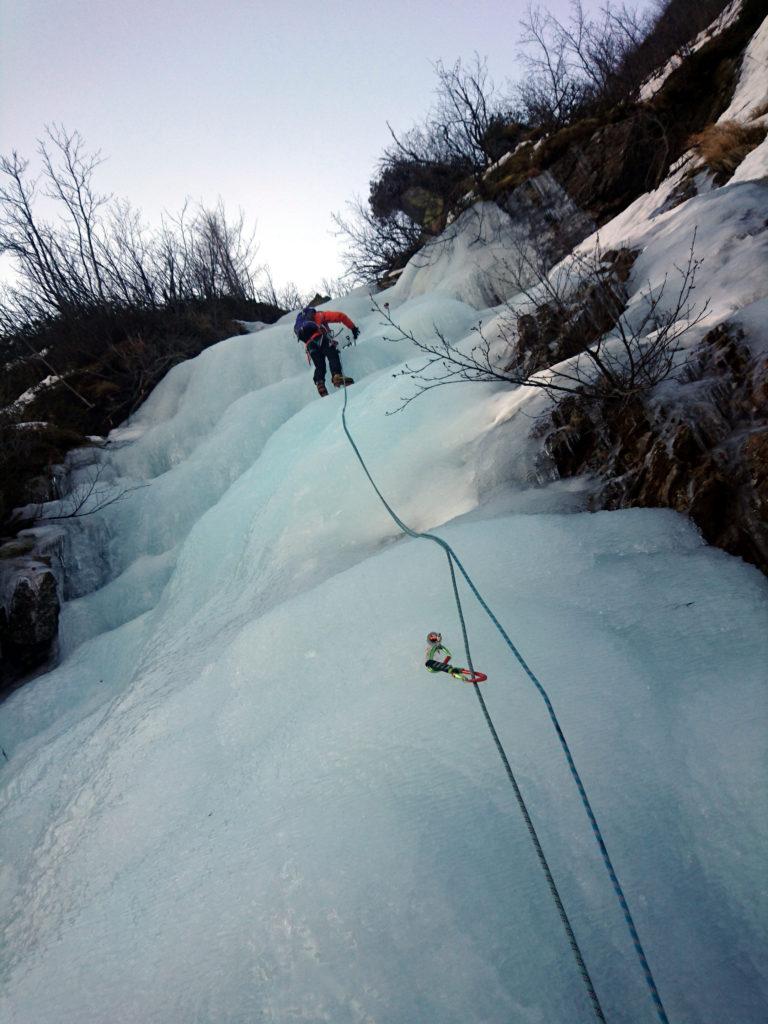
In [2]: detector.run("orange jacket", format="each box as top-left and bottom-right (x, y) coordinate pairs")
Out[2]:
(312, 310), (356, 333)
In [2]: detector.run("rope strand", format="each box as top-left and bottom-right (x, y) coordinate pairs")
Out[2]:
(446, 550), (607, 1022)
(338, 370), (670, 1024)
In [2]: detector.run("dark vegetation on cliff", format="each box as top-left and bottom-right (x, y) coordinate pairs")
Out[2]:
(538, 325), (768, 573)
(336, 0), (763, 281)
(0, 128), (292, 526)
(1, 296), (281, 520)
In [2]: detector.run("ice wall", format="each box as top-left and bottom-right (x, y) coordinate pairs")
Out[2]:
(1, 121), (768, 1023)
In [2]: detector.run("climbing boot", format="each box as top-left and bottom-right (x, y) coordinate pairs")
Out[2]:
(332, 373), (354, 388)
(316, 380), (328, 397)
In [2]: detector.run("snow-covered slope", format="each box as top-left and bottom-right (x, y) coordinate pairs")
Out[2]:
(2, 36), (768, 1024)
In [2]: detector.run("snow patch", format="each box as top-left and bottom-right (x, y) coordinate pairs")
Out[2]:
(638, 0), (745, 101)
(719, 13), (768, 122)
(8, 374), (62, 412)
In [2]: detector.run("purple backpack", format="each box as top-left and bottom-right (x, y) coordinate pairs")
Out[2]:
(293, 307), (319, 343)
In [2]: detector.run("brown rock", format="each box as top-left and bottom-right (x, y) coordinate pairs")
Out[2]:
(0, 538), (36, 559)
(670, 423), (701, 464)
(0, 560), (60, 682)
(744, 430), (768, 509)
(688, 466), (731, 542)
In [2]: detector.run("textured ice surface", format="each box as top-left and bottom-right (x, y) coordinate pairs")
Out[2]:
(392, 202), (522, 308)
(1, 504), (767, 1024)
(2, 118), (768, 1023)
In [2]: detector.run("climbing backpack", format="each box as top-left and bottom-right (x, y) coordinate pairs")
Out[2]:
(294, 307), (320, 344)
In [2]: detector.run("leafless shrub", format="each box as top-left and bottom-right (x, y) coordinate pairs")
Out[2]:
(516, 1), (648, 128)
(516, 4), (594, 129)
(0, 127), (263, 331)
(11, 338), (94, 410)
(380, 235), (708, 411)
(335, 56), (514, 282)
(427, 56), (514, 175)
(0, 417), (78, 520)
(92, 332), (201, 417)
(20, 463), (146, 522)
(382, 56), (513, 183)
(253, 267), (308, 312)
(332, 196), (424, 284)
(516, 0), (734, 128)
(319, 275), (355, 300)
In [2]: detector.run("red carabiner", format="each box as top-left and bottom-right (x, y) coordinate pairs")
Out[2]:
(460, 669), (487, 684)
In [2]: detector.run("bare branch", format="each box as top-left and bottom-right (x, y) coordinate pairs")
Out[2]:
(28, 464), (148, 521)
(379, 233), (707, 412)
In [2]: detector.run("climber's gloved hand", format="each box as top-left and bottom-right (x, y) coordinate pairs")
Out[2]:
(351, 325), (360, 340)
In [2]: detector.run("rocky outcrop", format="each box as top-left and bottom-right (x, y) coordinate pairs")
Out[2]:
(483, 0), (766, 230)
(505, 248), (639, 378)
(398, 188), (446, 235)
(546, 112), (672, 224)
(498, 170), (596, 273)
(0, 544), (60, 687)
(538, 324), (768, 574)
(369, 160), (468, 238)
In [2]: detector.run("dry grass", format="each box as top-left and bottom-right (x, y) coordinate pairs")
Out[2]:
(688, 120), (768, 179)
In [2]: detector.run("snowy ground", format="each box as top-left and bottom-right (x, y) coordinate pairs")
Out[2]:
(2, 27), (768, 1022)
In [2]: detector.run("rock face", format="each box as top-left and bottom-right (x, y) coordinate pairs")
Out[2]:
(0, 551), (61, 686)
(547, 113), (670, 224)
(505, 247), (638, 379)
(499, 170), (596, 273)
(400, 187), (446, 235)
(538, 325), (768, 574)
(483, 0), (766, 231)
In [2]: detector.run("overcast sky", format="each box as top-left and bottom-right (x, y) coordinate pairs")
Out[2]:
(3, 0), (592, 293)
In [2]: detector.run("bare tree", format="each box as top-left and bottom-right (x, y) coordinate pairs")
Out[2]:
(186, 202), (260, 302)
(320, 275), (355, 300)
(517, 5), (589, 128)
(0, 128), (265, 331)
(38, 125), (111, 303)
(336, 55), (514, 282)
(516, 1), (651, 127)
(0, 148), (84, 320)
(254, 267), (308, 311)
(153, 200), (194, 305)
(332, 197), (424, 283)
(102, 198), (159, 307)
(428, 56), (513, 175)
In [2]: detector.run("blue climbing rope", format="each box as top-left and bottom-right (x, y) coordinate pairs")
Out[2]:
(338, 371), (671, 1024)
(445, 546), (607, 1023)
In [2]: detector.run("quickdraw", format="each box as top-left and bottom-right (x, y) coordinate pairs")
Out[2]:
(424, 632), (487, 684)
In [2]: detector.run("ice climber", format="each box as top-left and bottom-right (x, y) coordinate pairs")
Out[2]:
(293, 306), (359, 397)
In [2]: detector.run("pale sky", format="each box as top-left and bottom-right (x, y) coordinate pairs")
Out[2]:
(2, 0), (593, 293)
